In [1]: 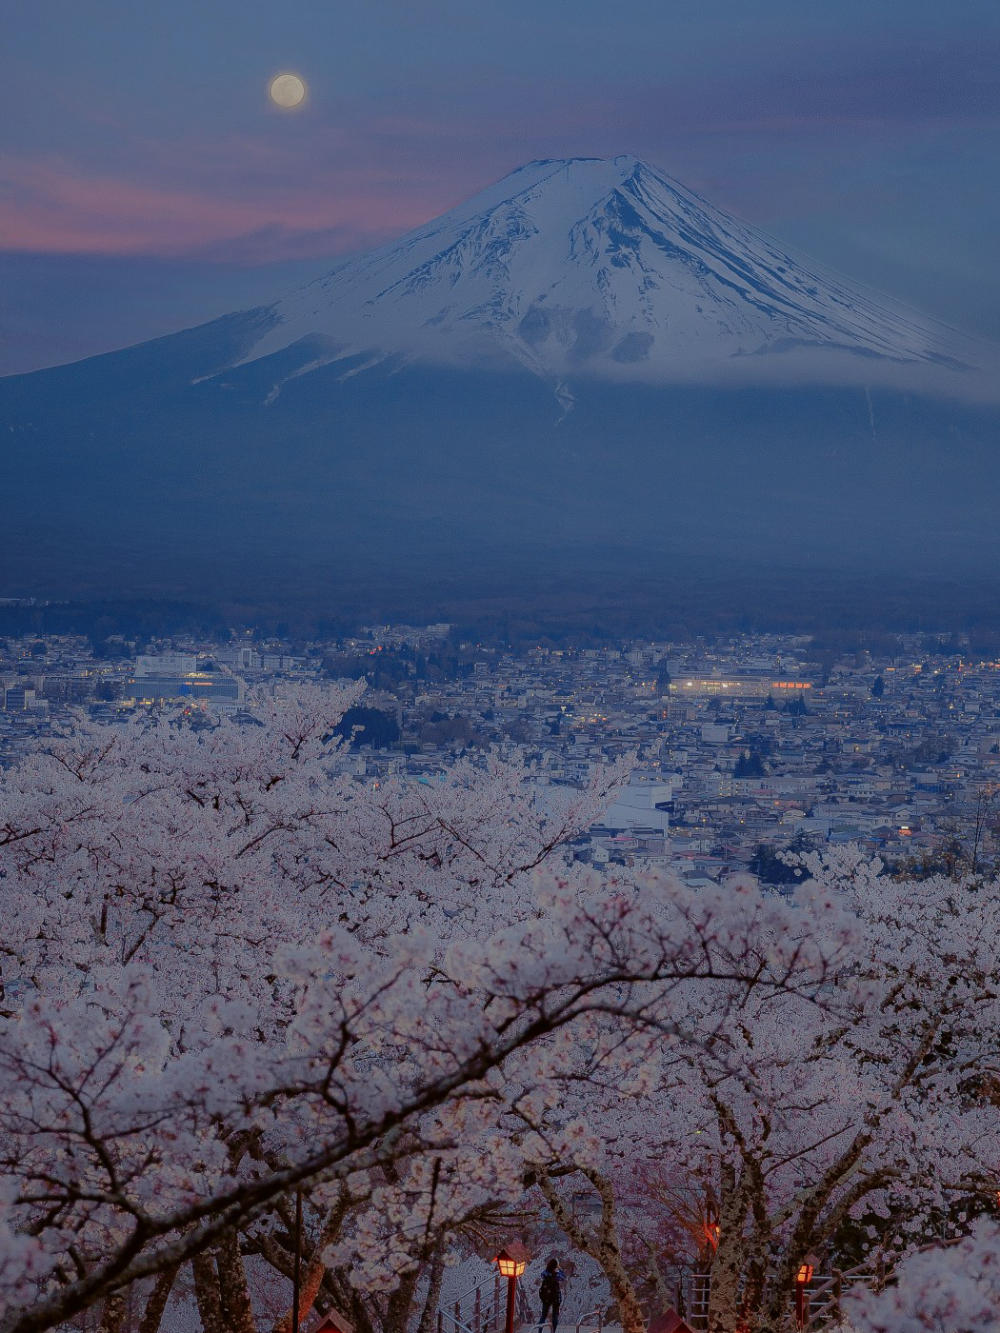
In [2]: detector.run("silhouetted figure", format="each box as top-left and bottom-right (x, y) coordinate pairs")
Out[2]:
(539, 1259), (565, 1333)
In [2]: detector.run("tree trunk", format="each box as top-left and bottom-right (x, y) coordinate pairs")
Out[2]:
(383, 1267), (420, 1333)
(739, 1257), (767, 1333)
(756, 1283), (796, 1333)
(343, 1284), (379, 1333)
(539, 1171), (646, 1333)
(100, 1292), (127, 1333)
(192, 1252), (226, 1333)
(597, 1246), (647, 1333)
(642, 1241), (672, 1316)
(707, 1227), (771, 1333)
(216, 1232), (258, 1333)
(137, 1267), (179, 1333)
(272, 1208), (352, 1333)
(416, 1249), (447, 1333)
(706, 1243), (743, 1333)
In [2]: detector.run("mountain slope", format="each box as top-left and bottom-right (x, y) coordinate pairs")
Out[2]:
(228, 155), (966, 391)
(0, 155), (995, 614)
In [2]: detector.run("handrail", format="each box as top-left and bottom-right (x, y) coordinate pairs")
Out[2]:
(439, 1316), (478, 1333)
(574, 1309), (605, 1333)
(439, 1270), (529, 1333)
(801, 1267), (876, 1331)
(438, 1291), (495, 1333)
(440, 1268), (602, 1333)
(679, 1269), (877, 1331)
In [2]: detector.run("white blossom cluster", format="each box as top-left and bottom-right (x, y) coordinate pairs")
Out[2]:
(0, 689), (997, 1333)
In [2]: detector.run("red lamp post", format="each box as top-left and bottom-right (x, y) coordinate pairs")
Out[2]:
(496, 1247), (528, 1333)
(794, 1255), (817, 1329)
(292, 1189), (303, 1333)
(704, 1202), (720, 1253)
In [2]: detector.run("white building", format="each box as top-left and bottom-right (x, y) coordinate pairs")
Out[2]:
(602, 773), (674, 834)
(134, 653), (198, 677)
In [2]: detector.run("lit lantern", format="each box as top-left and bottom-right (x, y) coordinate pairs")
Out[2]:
(495, 1245), (530, 1333)
(795, 1254), (818, 1329)
(496, 1248), (527, 1279)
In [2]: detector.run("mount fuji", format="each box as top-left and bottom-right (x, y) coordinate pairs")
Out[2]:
(224, 154), (966, 393)
(0, 155), (996, 617)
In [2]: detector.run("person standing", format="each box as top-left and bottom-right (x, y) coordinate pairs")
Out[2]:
(538, 1259), (565, 1333)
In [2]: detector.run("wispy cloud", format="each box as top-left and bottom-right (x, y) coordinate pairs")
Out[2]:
(0, 150), (444, 257)
(0, 28), (996, 263)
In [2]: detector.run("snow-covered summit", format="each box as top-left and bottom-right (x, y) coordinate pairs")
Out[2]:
(235, 155), (964, 385)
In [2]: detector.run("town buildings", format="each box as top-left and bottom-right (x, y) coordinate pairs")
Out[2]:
(3, 624), (999, 885)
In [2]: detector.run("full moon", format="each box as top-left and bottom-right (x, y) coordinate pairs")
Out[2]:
(269, 73), (306, 108)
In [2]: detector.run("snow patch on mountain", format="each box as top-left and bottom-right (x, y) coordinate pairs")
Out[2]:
(229, 156), (968, 391)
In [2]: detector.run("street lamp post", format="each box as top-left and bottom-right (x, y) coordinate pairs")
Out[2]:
(496, 1247), (528, 1333)
(704, 1202), (720, 1254)
(794, 1255), (817, 1330)
(292, 1189), (303, 1333)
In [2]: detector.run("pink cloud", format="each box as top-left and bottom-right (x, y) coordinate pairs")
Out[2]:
(4, 36), (995, 266)
(0, 150), (454, 258)
(0, 77), (614, 262)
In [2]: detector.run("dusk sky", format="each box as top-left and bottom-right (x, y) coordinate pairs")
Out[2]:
(2, 0), (998, 373)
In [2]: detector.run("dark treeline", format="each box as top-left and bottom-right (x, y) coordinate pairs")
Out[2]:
(300, 564), (1000, 647)
(0, 600), (230, 646)
(7, 571), (1000, 651)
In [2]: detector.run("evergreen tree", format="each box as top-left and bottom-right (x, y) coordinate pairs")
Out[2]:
(734, 750), (766, 778)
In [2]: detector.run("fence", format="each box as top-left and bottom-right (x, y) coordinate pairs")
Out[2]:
(438, 1273), (534, 1333)
(439, 1274), (606, 1333)
(680, 1268), (875, 1330)
(442, 1263), (876, 1333)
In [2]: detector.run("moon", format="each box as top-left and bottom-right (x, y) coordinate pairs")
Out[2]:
(269, 73), (306, 108)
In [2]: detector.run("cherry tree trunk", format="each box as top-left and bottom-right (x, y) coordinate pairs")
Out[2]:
(99, 1292), (127, 1333)
(540, 1171), (647, 1333)
(215, 1232), (258, 1333)
(383, 1267), (421, 1333)
(706, 1248), (743, 1333)
(739, 1264), (768, 1333)
(137, 1267), (179, 1333)
(600, 1255), (647, 1333)
(192, 1252), (226, 1333)
(416, 1250), (447, 1333)
(272, 1207), (353, 1333)
(756, 1285), (796, 1333)
(643, 1244), (672, 1315)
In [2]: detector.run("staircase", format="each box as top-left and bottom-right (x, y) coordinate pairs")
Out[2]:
(437, 1273), (534, 1333)
(438, 1275), (620, 1333)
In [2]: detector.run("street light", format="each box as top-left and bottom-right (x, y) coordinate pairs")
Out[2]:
(496, 1246), (528, 1333)
(795, 1254), (818, 1329)
(705, 1202), (720, 1252)
(293, 1189), (303, 1333)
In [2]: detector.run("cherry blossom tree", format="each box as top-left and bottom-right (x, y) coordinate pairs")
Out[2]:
(844, 1220), (1000, 1333)
(513, 852), (1000, 1333)
(0, 688), (827, 1333)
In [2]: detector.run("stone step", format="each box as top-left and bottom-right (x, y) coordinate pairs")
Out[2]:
(549, 1325), (623, 1333)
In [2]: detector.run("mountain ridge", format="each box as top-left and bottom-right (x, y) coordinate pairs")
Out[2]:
(214, 154), (969, 398)
(1, 155), (997, 610)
